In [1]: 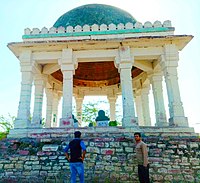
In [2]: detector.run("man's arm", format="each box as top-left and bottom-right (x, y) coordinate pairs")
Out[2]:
(142, 143), (148, 167)
(64, 145), (70, 161)
(81, 150), (86, 161)
(80, 141), (87, 161)
(65, 152), (70, 161)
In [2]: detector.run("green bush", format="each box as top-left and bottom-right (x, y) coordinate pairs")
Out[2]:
(0, 132), (7, 140)
(109, 120), (118, 126)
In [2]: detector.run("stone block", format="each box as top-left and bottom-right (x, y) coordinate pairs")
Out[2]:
(94, 142), (105, 147)
(101, 148), (115, 155)
(42, 145), (59, 152)
(110, 142), (120, 147)
(4, 164), (14, 169)
(86, 147), (100, 154)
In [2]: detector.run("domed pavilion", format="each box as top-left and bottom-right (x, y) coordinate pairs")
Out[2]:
(8, 4), (194, 137)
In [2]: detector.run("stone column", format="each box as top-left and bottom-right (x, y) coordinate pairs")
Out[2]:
(149, 73), (167, 126)
(14, 51), (34, 128)
(135, 91), (144, 126)
(161, 44), (188, 127)
(115, 46), (137, 127)
(59, 70), (74, 127)
(75, 96), (84, 126)
(31, 74), (47, 128)
(59, 49), (77, 127)
(141, 84), (151, 126)
(45, 88), (53, 128)
(107, 96), (117, 121)
(52, 92), (61, 127)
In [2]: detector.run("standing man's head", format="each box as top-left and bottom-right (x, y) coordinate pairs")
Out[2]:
(134, 132), (141, 142)
(74, 131), (81, 138)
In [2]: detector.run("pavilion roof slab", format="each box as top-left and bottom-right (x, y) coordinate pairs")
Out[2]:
(8, 35), (193, 59)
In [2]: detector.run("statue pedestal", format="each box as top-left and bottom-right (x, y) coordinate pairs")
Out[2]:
(97, 120), (109, 127)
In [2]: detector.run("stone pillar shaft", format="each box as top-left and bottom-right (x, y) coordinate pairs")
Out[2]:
(52, 93), (61, 127)
(45, 89), (53, 128)
(15, 71), (33, 128)
(32, 75), (46, 127)
(75, 97), (84, 126)
(58, 49), (76, 127)
(108, 97), (117, 121)
(150, 74), (167, 126)
(135, 94), (144, 126)
(116, 46), (137, 127)
(120, 65), (137, 126)
(161, 44), (188, 126)
(62, 71), (73, 118)
(141, 86), (151, 126)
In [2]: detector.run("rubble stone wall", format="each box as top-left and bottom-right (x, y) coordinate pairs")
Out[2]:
(0, 130), (199, 183)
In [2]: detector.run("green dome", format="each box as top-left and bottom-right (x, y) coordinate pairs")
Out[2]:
(53, 4), (137, 28)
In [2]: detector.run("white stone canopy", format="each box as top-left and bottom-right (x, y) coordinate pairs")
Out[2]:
(8, 18), (193, 136)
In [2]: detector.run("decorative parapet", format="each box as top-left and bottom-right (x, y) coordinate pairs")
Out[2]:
(23, 20), (174, 40)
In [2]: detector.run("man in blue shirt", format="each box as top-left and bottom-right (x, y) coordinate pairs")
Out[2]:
(64, 131), (86, 183)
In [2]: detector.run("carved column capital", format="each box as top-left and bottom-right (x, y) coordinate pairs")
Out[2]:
(159, 44), (179, 69)
(114, 46), (134, 72)
(58, 48), (78, 74)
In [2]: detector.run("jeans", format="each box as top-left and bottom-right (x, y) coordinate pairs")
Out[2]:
(138, 164), (150, 183)
(69, 162), (84, 183)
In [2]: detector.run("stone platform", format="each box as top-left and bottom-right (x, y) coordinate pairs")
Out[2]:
(0, 127), (199, 182)
(7, 126), (196, 139)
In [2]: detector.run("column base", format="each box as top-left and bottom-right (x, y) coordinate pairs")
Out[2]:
(155, 122), (169, 127)
(30, 123), (43, 128)
(169, 116), (188, 127)
(14, 119), (31, 128)
(122, 117), (139, 127)
(31, 117), (43, 128)
(59, 118), (74, 127)
(8, 128), (29, 138)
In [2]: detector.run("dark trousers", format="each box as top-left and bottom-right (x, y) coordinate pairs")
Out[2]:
(138, 164), (150, 183)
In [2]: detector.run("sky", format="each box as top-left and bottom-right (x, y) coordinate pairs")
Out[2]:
(0, 0), (200, 133)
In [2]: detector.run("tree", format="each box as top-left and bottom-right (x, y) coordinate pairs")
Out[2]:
(81, 99), (110, 126)
(80, 96), (123, 126)
(82, 102), (100, 125)
(0, 114), (15, 139)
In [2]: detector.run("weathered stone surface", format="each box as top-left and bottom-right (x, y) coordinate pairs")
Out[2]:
(0, 131), (199, 182)
(42, 144), (59, 152)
